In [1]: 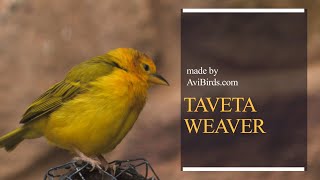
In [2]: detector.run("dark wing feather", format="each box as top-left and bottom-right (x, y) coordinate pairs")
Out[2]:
(20, 81), (82, 124)
(20, 55), (118, 124)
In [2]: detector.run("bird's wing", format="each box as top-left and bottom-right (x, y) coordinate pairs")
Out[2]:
(20, 81), (83, 124)
(20, 55), (119, 124)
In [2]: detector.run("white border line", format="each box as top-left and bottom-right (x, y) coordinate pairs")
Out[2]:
(182, 7), (305, 172)
(182, 8), (305, 13)
(182, 167), (305, 171)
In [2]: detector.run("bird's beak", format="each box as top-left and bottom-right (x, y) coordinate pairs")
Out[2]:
(148, 73), (169, 86)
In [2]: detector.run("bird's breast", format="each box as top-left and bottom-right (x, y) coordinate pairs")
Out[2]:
(44, 69), (148, 155)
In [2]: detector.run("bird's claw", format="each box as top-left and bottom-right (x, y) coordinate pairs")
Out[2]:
(73, 156), (102, 171)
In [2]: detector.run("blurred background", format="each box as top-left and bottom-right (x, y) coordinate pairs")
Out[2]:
(0, 0), (319, 179)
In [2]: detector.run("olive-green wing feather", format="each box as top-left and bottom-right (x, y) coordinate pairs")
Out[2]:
(20, 81), (82, 124)
(20, 55), (119, 124)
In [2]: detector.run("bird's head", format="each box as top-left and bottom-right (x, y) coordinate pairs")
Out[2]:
(106, 48), (169, 87)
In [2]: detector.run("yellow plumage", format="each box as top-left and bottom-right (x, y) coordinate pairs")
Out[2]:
(0, 48), (168, 165)
(44, 69), (147, 155)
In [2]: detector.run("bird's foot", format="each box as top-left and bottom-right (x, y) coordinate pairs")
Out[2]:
(73, 156), (102, 171)
(73, 149), (102, 171)
(110, 164), (117, 176)
(97, 154), (116, 176)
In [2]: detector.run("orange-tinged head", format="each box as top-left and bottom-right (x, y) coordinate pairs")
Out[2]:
(106, 48), (169, 86)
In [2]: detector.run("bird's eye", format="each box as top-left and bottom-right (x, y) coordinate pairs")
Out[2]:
(143, 64), (150, 72)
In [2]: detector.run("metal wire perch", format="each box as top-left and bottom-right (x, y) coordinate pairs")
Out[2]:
(44, 158), (160, 180)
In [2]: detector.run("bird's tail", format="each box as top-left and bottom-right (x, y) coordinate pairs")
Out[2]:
(0, 127), (27, 152)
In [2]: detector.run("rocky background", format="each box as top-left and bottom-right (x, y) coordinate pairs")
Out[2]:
(0, 0), (319, 179)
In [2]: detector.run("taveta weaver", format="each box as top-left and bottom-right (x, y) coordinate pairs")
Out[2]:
(0, 48), (169, 168)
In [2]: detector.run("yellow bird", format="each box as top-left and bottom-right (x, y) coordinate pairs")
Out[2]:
(0, 48), (169, 168)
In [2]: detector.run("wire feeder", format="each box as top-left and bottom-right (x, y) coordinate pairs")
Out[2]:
(44, 158), (160, 180)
